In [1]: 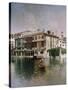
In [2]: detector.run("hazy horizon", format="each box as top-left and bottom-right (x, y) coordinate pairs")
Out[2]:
(10, 3), (66, 36)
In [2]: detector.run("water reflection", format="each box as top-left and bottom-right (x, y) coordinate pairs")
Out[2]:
(15, 58), (35, 79)
(11, 57), (66, 87)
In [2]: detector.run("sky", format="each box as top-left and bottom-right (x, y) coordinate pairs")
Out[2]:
(11, 3), (66, 36)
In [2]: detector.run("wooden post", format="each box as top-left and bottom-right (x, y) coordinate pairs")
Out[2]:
(59, 48), (61, 61)
(21, 52), (22, 56)
(16, 52), (17, 56)
(16, 56), (17, 63)
(21, 57), (22, 69)
(59, 48), (63, 63)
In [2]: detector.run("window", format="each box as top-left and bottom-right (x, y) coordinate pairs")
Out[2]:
(35, 36), (37, 40)
(32, 37), (34, 40)
(14, 51), (16, 55)
(17, 51), (21, 56)
(18, 47), (21, 49)
(38, 35), (43, 39)
(42, 35), (44, 39)
(40, 50), (44, 54)
(38, 35), (40, 39)
(41, 41), (44, 47)
(32, 42), (37, 47)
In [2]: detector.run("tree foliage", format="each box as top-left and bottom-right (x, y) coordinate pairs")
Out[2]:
(61, 48), (66, 54)
(47, 48), (60, 57)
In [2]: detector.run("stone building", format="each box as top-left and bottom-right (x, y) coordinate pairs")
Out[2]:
(12, 30), (59, 58)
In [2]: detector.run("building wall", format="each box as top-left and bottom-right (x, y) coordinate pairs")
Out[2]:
(57, 39), (66, 49)
(44, 36), (59, 58)
(31, 33), (59, 57)
(53, 38), (58, 48)
(11, 38), (15, 50)
(13, 31), (60, 57)
(46, 36), (50, 50)
(32, 33), (45, 49)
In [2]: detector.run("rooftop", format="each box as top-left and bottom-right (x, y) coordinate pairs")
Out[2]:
(10, 29), (65, 39)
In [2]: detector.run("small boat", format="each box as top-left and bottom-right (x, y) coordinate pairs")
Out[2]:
(38, 62), (45, 70)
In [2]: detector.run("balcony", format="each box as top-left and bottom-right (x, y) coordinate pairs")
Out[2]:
(32, 38), (46, 42)
(32, 46), (46, 51)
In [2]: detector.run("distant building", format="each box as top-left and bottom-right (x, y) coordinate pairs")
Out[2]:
(57, 37), (66, 49)
(57, 32), (66, 49)
(9, 34), (15, 50)
(31, 30), (59, 58)
(12, 30), (59, 58)
(14, 36), (34, 56)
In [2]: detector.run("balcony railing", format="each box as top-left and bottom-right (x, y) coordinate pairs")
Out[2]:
(32, 46), (46, 51)
(32, 38), (46, 42)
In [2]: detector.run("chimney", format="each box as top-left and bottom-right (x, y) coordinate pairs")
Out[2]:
(47, 30), (51, 34)
(61, 32), (63, 38)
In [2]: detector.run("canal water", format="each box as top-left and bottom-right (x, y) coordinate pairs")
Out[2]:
(11, 57), (66, 87)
